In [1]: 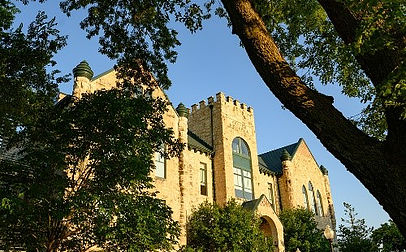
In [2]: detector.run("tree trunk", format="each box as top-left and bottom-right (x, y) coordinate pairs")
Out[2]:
(220, 0), (406, 235)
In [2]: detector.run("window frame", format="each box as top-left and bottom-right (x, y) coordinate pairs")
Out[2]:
(268, 182), (275, 209)
(308, 181), (318, 215)
(302, 185), (309, 210)
(317, 190), (324, 216)
(232, 137), (253, 200)
(154, 145), (166, 179)
(200, 162), (208, 196)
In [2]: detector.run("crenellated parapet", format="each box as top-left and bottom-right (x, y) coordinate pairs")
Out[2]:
(189, 92), (254, 118)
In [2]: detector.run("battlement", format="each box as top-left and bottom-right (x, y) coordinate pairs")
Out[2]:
(189, 92), (254, 115)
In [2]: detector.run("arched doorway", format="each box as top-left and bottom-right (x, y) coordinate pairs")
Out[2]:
(260, 216), (279, 247)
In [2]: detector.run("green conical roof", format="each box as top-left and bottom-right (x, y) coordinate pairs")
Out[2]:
(280, 149), (291, 161)
(73, 60), (94, 80)
(176, 103), (188, 118)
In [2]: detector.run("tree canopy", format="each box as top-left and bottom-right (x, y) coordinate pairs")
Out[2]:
(279, 208), (330, 252)
(0, 2), (183, 250)
(46, 0), (406, 236)
(338, 202), (406, 252)
(184, 200), (274, 252)
(372, 220), (406, 252)
(3, 0), (406, 239)
(337, 203), (378, 252)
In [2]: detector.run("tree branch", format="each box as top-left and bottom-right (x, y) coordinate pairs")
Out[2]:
(220, 0), (406, 235)
(317, 0), (402, 86)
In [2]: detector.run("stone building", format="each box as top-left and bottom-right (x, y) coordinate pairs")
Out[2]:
(67, 61), (337, 251)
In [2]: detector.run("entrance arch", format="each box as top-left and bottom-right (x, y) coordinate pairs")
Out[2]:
(260, 216), (278, 242)
(242, 194), (285, 251)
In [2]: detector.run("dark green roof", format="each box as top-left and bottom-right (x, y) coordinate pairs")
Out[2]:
(258, 156), (274, 175)
(258, 138), (303, 174)
(91, 68), (114, 81)
(187, 131), (213, 154)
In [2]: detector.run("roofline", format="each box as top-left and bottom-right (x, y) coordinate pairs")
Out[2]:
(90, 67), (180, 116)
(91, 68), (115, 81)
(291, 138), (319, 167)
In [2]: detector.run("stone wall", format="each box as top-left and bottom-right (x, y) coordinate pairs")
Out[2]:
(279, 140), (336, 229)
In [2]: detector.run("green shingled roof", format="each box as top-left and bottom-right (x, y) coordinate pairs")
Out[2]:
(258, 138), (303, 174)
(187, 131), (213, 154)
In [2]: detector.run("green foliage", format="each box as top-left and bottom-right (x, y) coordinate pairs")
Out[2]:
(59, 0), (213, 89)
(1, 87), (183, 250)
(372, 220), (406, 252)
(0, 0), (68, 140)
(184, 200), (274, 252)
(337, 202), (378, 252)
(279, 208), (330, 252)
(250, 0), (406, 138)
(0, 2), (183, 250)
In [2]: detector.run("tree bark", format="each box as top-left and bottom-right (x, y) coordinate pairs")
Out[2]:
(220, 0), (406, 235)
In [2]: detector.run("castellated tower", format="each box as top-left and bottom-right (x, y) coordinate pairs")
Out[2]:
(188, 92), (259, 205)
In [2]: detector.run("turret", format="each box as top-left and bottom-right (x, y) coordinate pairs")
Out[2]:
(72, 60), (94, 98)
(176, 103), (189, 144)
(279, 149), (295, 209)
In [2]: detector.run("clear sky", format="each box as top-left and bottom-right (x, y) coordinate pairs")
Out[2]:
(14, 1), (390, 229)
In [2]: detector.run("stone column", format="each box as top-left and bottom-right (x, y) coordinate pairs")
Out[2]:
(279, 149), (295, 209)
(176, 103), (188, 245)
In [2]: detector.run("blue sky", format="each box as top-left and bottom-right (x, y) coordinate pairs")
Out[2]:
(14, 1), (390, 229)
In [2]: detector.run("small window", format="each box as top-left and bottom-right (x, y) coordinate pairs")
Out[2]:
(308, 181), (317, 215)
(200, 163), (207, 195)
(317, 190), (324, 216)
(154, 145), (165, 178)
(302, 185), (309, 209)
(268, 183), (275, 209)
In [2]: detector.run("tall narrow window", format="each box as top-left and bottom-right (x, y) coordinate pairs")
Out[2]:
(268, 183), (275, 209)
(317, 190), (324, 216)
(302, 185), (309, 209)
(232, 137), (253, 200)
(154, 145), (165, 178)
(308, 181), (317, 215)
(200, 163), (207, 195)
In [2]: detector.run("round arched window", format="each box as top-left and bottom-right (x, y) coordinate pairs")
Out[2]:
(308, 181), (318, 215)
(317, 190), (324, 216)
(302, 185), (309, 209)
(232, 137), (253, 200)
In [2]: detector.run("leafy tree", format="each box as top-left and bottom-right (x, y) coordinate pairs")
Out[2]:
(54, 0), (406, 236)
(184, 200), (274, 252)
(372, 220), (406, 252)
(0, 1), (183, 250)
(279, 208), (329, 252)
(11, 0), (406, 237)
(337, 202), (378, 252)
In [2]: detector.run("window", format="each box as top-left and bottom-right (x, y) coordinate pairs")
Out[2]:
(268, 183), (275, 209)
(154, 145), (165, 178)
(317, 190), (324, 216)
(302, 185), (309, 209)
(200, 163), (207, 195)
(308, 181), (317, 215)
(232, 137), (253, 200)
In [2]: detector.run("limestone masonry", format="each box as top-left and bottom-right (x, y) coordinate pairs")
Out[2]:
(67, 61), (337, 251)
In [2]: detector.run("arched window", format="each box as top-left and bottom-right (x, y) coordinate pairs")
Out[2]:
(232, 137), (253, 200)
(302, 185), (309, 209)
(317, 190), (324, 216)
(308, 181), (318, 215)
